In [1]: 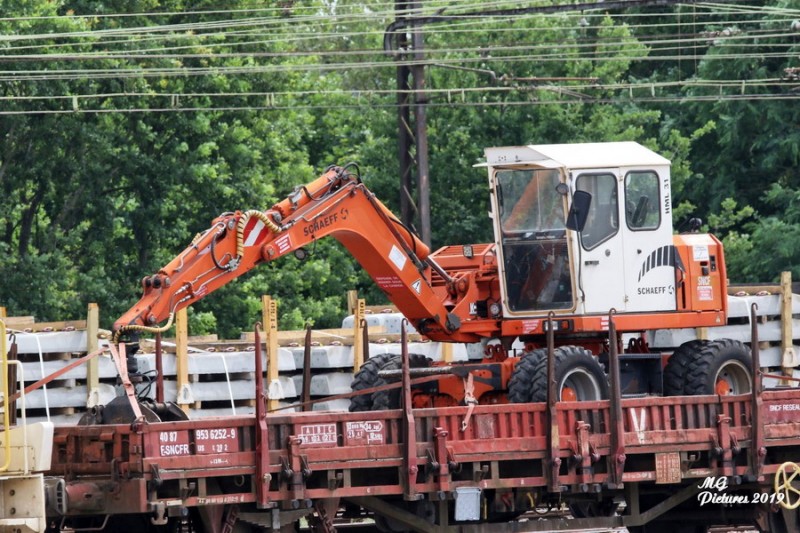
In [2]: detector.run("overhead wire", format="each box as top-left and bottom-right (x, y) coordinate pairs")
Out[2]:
(2, 91), (799, 116)
(0, 75), (792, 102)
(2, 0), (797, 51)
(1, 14), (796, 63)
(0, 1), (796, 110)
(0, 10), (794, 82)
(1, 18), (797, 59)
(1, 42), (796, 84)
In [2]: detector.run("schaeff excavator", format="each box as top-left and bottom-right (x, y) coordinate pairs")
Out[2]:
(114, 141), (751, 409)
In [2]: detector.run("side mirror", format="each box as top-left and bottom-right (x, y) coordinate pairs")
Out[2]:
(566, 190), (591, 232)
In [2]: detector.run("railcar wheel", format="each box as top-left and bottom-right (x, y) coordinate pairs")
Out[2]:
(508, 346), (608, 403)
(683, 339), (752, 396)
(348, 353), (396, 412)
(663, 340), (710, 396)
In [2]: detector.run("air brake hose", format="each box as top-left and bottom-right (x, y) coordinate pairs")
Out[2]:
(235, 210), (281, 260)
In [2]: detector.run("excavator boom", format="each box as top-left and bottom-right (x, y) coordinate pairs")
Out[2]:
(113, 166), (464, 340)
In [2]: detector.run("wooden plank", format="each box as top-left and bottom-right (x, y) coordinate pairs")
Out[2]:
(262, 295), (280, 411)
(86, 303), (100, 407)
(729, 280), (800, 295)
(239, 326), (390, 346)
(365, 304), (398, 314)
(2, 315), (34, 328)
(347, 290), (358, 315)
(352, 298), (365, 372)
(175, 308), (191, 413)
(5, 318), (86, 332)
(781, 272), (798, 380)
(441, 342), (453, 363)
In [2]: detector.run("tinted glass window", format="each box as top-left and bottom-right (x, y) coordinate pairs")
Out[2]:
(625, 171), (660, 230)
(576, 173), (618, 250)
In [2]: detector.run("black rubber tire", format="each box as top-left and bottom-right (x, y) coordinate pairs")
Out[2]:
(371, 353), (433, 411)
(508, 346), (608, 403)
(684, 338), (753, 396)
(348, 353), (397, 412)
(507, 349), (547, 403)
(663, 340), (711, 396)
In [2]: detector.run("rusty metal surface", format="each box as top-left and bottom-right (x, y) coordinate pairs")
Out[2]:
(44, 382), (800, 528)
(607, 311), (625, 489)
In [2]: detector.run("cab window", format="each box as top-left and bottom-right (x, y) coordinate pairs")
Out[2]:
(576, 173), (618, 250)
(495, 168), (573, 311)
(497, 168), (565, 234)
(625, 171), (660, 230)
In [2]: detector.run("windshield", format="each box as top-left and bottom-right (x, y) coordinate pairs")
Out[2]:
(495, 168), (573, 312)
(497, 168), (565, 234)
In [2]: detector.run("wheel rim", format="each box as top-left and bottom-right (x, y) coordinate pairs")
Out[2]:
(561, 386), (578, 402)
(774, 462), (800, 509)
(559, 368), (603, 401)
(714, 359), (751, 395)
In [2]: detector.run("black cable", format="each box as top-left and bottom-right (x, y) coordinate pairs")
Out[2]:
(209, 229), (230, 270)
(341, 162), (362, 182)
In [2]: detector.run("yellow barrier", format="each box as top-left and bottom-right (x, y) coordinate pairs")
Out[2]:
(1, 319), (9, 472)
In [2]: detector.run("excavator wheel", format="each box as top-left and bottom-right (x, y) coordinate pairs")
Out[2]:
(507, 349), (548, 403)
(663, 340), (711, 396)
(683, 339), (752, 396)
(371, 353), (434, 411)
(348, 353), (397, 412)
(508, 346), (608, 403)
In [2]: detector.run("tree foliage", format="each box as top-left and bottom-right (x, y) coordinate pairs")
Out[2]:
(1, 0), (797, 336)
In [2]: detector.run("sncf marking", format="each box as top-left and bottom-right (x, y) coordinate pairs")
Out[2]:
(243, 219), (268, 247)
(600, 316), (609, 331)
(275, 234), (292, 254)
(638, 245), (685, 281)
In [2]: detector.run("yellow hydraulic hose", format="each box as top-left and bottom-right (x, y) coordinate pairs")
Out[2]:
(112, 311), (175, 345)
(235, 210), (281, 260)
(1, 319), (10, 472)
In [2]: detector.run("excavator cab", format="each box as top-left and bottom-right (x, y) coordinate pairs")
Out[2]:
(486, 142), (679, 318)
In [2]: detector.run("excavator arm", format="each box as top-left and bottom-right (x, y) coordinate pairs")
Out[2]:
(113, 165), (463, 341)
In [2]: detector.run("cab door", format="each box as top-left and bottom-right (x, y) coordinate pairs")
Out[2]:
(574, 171), (627, 314)
(622, 168), (677, 312)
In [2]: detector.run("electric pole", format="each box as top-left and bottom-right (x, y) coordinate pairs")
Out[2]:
(392, 0), (431, 246)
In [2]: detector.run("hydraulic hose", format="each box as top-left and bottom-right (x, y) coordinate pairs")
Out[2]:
(112, 312), (175, 345)
(235, 210), (281, 260)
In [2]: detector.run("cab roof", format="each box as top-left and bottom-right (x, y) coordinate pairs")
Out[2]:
(483, 141), (670, 169)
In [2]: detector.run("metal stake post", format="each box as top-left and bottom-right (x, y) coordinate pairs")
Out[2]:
(608, 310), (626, 489)
(546, 312), (561, 492)
(749, 303), (765, 481)
(401, 321), (419, 500)
(254, 323), (271, 507)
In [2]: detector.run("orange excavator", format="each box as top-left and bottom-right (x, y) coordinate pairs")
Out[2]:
(113, 142), (751, 409)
